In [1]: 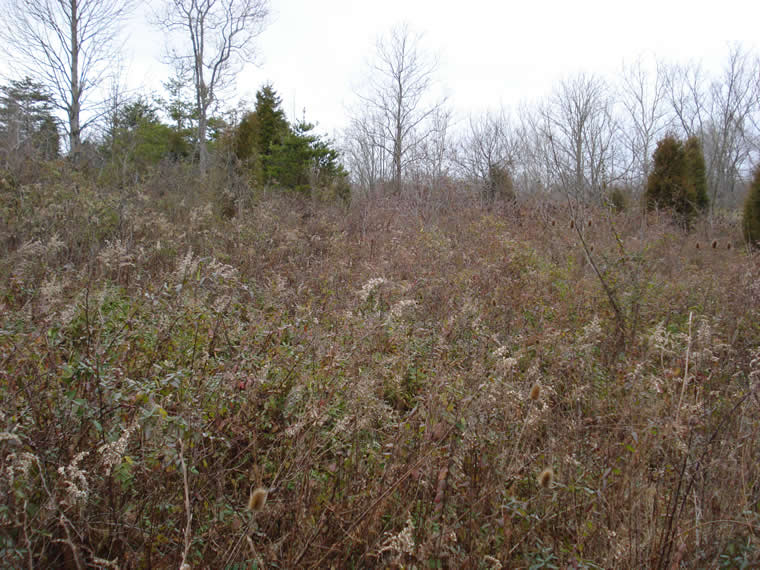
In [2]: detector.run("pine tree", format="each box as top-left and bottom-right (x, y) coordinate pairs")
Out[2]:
(253, 84), (288, 159)
(266, 120), (347, 194)
(743, 165), (760, 247)
(0, 77), (59, 160)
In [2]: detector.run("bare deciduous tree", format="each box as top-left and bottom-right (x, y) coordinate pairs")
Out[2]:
(618, 56), (671, 187)
(343, 112), (390, 195)
(456, 108), (520, 202)
(356, 23), (447, 195)
(665, 47), (760, 210)
(529, 74), (619, 202)
(0, 0), (136, 157)
(703, 45), (759, 208)
(159, 0), (268, 175)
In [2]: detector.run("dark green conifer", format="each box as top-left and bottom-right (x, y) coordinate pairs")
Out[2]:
(743, 165), (760, 247)
(684, 135), (708, 213)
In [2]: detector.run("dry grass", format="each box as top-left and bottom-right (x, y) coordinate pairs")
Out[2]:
(1, 169), (759, 568)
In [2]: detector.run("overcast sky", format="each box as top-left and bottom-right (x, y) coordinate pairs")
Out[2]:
(26, 0), (760, 139)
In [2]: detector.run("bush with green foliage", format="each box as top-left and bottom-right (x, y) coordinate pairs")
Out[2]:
(485, 162), (515, 203)
(743, 165), (760, 246)
(101, 98), (181, 185)
(646, 134), (708, 227)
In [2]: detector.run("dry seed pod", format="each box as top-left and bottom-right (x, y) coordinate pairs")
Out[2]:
(529, 383), (541, 401)
(538, 468), (554, 489)
(248, 487), (268, 512)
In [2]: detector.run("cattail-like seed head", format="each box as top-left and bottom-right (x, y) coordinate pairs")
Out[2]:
(696, 242), (700, 249)
(712, 240), (717, 249)
(570, 219), (574, 229)
(538, 468), (554, 489)
(529, 383), (541, 401)
(248, 487), (268, 512)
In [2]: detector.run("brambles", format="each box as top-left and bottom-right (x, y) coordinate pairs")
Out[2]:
(0, 175), (757, 568)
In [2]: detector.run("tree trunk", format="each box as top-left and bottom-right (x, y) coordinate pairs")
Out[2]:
(68, 0), (81, 160)
(198, 110), (208, 176)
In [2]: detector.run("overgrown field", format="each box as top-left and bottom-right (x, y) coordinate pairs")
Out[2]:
(2, 169), (760, 568)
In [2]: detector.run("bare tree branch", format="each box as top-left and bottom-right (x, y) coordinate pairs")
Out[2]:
(0, 0), (137, 156)
(158, 0), (268, 175)
(352, 23), (447, 195)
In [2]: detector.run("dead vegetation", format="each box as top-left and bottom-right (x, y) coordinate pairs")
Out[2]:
(1, 171), (759, 568)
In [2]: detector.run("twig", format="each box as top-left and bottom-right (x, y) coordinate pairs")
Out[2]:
(178, 439), (193, 570)
(675, 312), (693, 425)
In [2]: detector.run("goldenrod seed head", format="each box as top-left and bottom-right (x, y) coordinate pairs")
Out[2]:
(529, 383), (541, 401)
(538, 468), (554, 489)
(248, 487), (268, 512)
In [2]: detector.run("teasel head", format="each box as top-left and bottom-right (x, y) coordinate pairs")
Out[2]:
(248, 487), (269, 512)
(537, 467), (554, 489)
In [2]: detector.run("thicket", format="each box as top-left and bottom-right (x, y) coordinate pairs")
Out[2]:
(1, 161), (759, 567)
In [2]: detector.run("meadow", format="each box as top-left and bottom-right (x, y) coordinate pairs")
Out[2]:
(1, 167), (759, 568)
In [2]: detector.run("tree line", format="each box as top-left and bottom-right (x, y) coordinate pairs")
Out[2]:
(343, 29), (760, 240)
(0, 2), (759, 241)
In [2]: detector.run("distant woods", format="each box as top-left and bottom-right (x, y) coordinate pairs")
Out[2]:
(344, 35), (760, 228)
(1, 4), (760, 228)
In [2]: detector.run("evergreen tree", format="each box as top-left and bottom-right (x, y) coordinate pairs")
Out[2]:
(160, 71), (196, 160)
(0, 77), (59, 161)
(232, 111), (262, 183)
(231, 84), (348, 199)
(266, 120), (347, 195)
(646, 134), (702, 227)
(253, 83), (288, 159)
(743, 165), (760, 247)
(684, 135), (709, 213)
(103, 97), (177, 183)
(232, 84), (288, 185)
